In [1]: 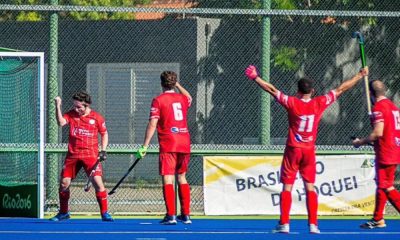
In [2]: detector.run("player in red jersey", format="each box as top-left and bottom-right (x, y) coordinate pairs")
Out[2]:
(245, 65), (368, 233)
(136, 71), (192, 225)
(50, 91), (113, 222)
(352, 80), (400, 229)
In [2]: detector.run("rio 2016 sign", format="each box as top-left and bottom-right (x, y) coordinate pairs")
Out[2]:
(0, 184), (37, 217)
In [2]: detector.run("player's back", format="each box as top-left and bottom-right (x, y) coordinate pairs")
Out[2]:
(152, 92), (190, 153)
(373, 98), (400, 164)
(276, 90), (336, 148)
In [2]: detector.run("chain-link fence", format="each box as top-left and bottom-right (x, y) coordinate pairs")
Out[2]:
(0, 1), (399, 215)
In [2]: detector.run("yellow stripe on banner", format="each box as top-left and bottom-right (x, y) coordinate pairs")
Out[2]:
(204, 156), (282, 184)
(318, 195), (375, 215)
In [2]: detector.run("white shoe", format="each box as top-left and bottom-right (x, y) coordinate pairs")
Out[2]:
(309, 224), (320, 234)
(360, 219), (386, 229)
(273, 223), (289, 233)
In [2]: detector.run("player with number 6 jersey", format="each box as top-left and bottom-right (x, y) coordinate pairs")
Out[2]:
(245, 65), (368, 234)
(150, 91), (191, 153)
(136, 71), (192, 225)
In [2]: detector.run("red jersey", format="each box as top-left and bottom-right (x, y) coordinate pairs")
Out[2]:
(371, 98), (400, 165)
(150, 91), (191, 153)
(63, 110), (107, 159)
(276, 90), (337, 148)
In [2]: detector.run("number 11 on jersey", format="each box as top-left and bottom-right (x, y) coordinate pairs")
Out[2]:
(298, 115), (315, 132)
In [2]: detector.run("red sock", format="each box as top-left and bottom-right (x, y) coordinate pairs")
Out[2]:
(373, 188), (387, 220)
(96, 190), (108, 214)
(279, 191), (292, 224)
(306, 190), (318, 225)
(387, 189), (400, 213)
(163, 184), (175, 216)
(59, 190), (70, 213)
(179, 184), (191, 215)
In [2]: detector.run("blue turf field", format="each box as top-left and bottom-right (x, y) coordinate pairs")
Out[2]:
(0, 218), (399, 240)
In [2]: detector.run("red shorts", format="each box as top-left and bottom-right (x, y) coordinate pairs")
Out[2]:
(159, 152), (190, 176)
(280, 146), (316, 184)
(61, 157), (102, 179)
(375, 162), (397, 189)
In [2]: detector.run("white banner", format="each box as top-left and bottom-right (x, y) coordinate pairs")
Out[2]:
(204, 155), (376, 215)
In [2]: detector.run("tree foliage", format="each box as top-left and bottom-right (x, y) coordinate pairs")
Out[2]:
(1, 0), (152, 21)
(62, 0), (152, 21)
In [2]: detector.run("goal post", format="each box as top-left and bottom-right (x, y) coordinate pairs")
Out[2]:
(0, 51), (45, 218)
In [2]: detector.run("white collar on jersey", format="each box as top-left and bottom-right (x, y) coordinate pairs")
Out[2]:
(300, 98), (312, 103)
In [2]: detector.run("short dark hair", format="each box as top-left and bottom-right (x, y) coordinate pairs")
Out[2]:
(297, 77), (314, 94)
(72, 90), (92, 104)
(160, 71), (177, 90)
(369, 79), (386, 97)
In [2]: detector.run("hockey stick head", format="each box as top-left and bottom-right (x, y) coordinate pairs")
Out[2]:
(84, 182), (92, 192)
(352, 31), (365, 44)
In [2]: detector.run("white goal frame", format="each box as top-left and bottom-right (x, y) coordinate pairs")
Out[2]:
(0, 51), (45, 218)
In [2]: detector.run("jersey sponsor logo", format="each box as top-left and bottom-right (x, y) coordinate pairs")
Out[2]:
(179, 128), (189, 133)
(295, 133), (313, 143)
(170, 127), (188, 133)
(73, 127), (95, 137)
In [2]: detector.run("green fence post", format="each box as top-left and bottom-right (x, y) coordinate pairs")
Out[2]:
(46, 0), (60, 207)
(261, 0), (271, 145)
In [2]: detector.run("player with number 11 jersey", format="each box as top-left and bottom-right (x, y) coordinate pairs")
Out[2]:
(276, 90), (336, 149)
(245, 64), (368, 233)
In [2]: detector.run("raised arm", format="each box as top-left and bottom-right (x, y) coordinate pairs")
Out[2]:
(334, 67), (368, 97)
(175, 82), (192, 104)
(245, 65), (279, 98)
(54, 96), (67, 127)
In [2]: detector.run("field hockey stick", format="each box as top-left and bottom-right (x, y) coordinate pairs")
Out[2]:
(108, 157), (142, 196)
(352, 31), (372, 116)
(84, 160), (101, 192)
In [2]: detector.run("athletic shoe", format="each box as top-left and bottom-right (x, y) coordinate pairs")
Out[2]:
(177, 214), (192, 224)
(101, 212), (114, 222)
(360, 219), (386, 229)
(273, 223), (289, 233)
(159, 215), (177, 225)
(309, 224), (321, 234)
(49, 212), (70, 221)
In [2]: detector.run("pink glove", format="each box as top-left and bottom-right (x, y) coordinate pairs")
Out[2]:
(245, 65), (258, 80)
